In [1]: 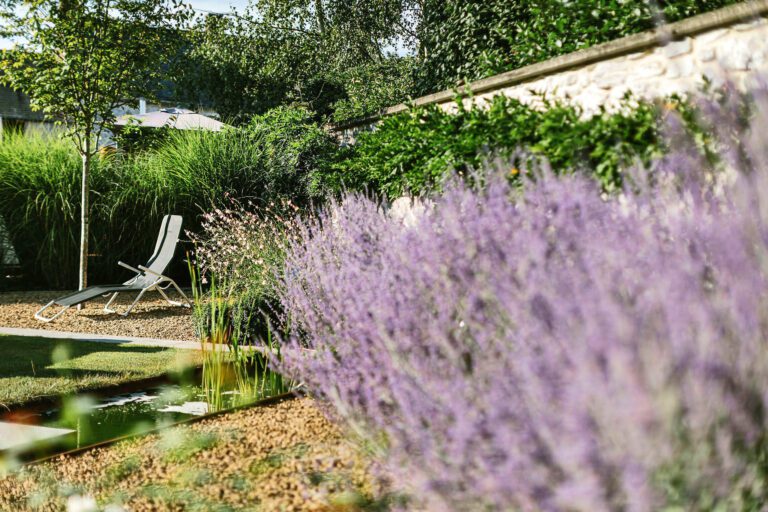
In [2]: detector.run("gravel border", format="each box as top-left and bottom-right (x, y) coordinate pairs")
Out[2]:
(0, 398), (383, 511)
(0, 291), (195, 341)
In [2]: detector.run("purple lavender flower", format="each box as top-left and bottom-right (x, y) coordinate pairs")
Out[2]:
(277, 86), (768, 510)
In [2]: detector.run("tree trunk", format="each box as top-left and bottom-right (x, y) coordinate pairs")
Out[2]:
(314, 0), (327, 34)
(78, 138), (90, 307)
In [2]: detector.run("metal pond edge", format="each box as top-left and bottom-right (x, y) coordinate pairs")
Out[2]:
(1, 369), (204, 416)
(20, 390), (303, 467)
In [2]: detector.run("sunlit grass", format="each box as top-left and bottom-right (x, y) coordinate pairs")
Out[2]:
(0, 129), (290, 288)
(0, 335), (201, 407)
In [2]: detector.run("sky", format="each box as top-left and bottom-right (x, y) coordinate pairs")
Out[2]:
(0, 1), (252, 49)
(187, 0), (250, 15)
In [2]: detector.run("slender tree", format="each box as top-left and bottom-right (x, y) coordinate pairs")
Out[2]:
(0, 0), (191, 292)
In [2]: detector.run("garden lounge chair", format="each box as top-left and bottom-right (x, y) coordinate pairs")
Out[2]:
(34, 215), (191, 322)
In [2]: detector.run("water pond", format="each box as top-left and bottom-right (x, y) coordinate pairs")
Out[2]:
(1, 375), (271, 460)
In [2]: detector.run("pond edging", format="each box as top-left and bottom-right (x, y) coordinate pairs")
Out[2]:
(21, 389), (302, 466)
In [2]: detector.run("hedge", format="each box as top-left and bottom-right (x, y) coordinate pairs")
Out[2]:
(418, 0), (742, 93)
(323, 95), (666, 199)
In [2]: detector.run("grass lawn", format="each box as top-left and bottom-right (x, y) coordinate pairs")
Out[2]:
(0, 335), (201, 407)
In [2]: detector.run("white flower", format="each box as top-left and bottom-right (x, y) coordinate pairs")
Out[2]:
(67, 495), (98, 512)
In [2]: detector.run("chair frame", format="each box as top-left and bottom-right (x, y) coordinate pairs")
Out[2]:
(33, 301), (72, 323)
(103, 261), (191, 316)
(34, 261), (191, 323)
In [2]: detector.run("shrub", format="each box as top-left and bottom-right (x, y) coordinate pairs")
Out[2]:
(331, 58), (418, 123)
(237, 105), (338, 204)
(119, 105), (335, 210)
(188, 199), (300, 346)
(277, 88), (768, 509)
(0, 218), (9, 267)
(112, 121), (172, 153)
(327, 95), (663, 198)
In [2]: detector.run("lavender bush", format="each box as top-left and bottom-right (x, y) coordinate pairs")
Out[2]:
(277, 87), (768, 510)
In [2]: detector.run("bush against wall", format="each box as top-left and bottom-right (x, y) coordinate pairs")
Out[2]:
(238, 105), (338, 203)
(326, 94), (663, 198)
(331, 58), (418, 123)
(0, 105), (335, 289)
(417, 0), (741, 94)
(277, 89), (768, 510)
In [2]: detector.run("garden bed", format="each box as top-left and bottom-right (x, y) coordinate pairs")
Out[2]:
(0, 291), (196, 341)
(0, 398), (382, 511)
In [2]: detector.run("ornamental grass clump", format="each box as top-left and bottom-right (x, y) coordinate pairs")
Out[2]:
(188, 201), (298, 407)
(277, 87), (768, 509)
(189, 199), (301, 346)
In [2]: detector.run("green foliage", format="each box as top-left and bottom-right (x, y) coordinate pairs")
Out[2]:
(176, 9), (326, 122)
(0, 221), (7, 268)
(113, 121), (173, 154)
(417, 1), (525, 94)
(188, 199), (300, 348)
(417, 0), (741, 93)
(0, 106), (334, 289)
(0, 133), (97, 288)
(116, 106), (332, 216)
(0, 0), (191, 143)
(190, 265), (292, 412)
(0, 0), (193, 287)
(176, 0), (418, 121)
(238, 105), (338, 203)
(331, 58), (417, 123)
(327, 95), (663, 198)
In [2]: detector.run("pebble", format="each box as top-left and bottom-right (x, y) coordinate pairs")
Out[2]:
(0, 291), (195, 340)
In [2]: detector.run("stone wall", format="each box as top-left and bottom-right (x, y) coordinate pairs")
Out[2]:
(333, 1), (768, 142)
(464, 17), (768, 116)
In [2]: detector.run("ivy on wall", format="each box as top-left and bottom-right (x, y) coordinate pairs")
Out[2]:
(417, 0), (742, 94)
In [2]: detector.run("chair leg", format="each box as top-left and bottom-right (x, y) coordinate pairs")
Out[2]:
(157, 279), (192, 308)
(171, 281), (192, 308)
(120, 289), (148, 317)
(103, 292), (120, 313)
(156, 286), (177, 306)
(34, 301), (70, 323)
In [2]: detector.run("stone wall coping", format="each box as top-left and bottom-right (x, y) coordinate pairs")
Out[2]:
(331, 0), (768, 132)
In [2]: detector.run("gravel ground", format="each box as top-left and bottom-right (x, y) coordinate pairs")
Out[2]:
(0, 291), (195, 341)
(0, 398), (385, 511)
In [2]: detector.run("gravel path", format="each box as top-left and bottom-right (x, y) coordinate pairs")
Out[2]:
(0, 291), (195, 341)
(0, 398), (382, 511)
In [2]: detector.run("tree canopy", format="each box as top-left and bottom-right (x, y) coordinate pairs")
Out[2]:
(415, 0), (742, 94)
(174, 0), (420, 123)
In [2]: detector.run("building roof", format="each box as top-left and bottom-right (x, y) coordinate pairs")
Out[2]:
(0, 86), (45, 121)
(114, 108), (226, 131)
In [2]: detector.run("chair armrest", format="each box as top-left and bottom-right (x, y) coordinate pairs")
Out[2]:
(118, 261), (143, 275)
(138, 265), (163, 278)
